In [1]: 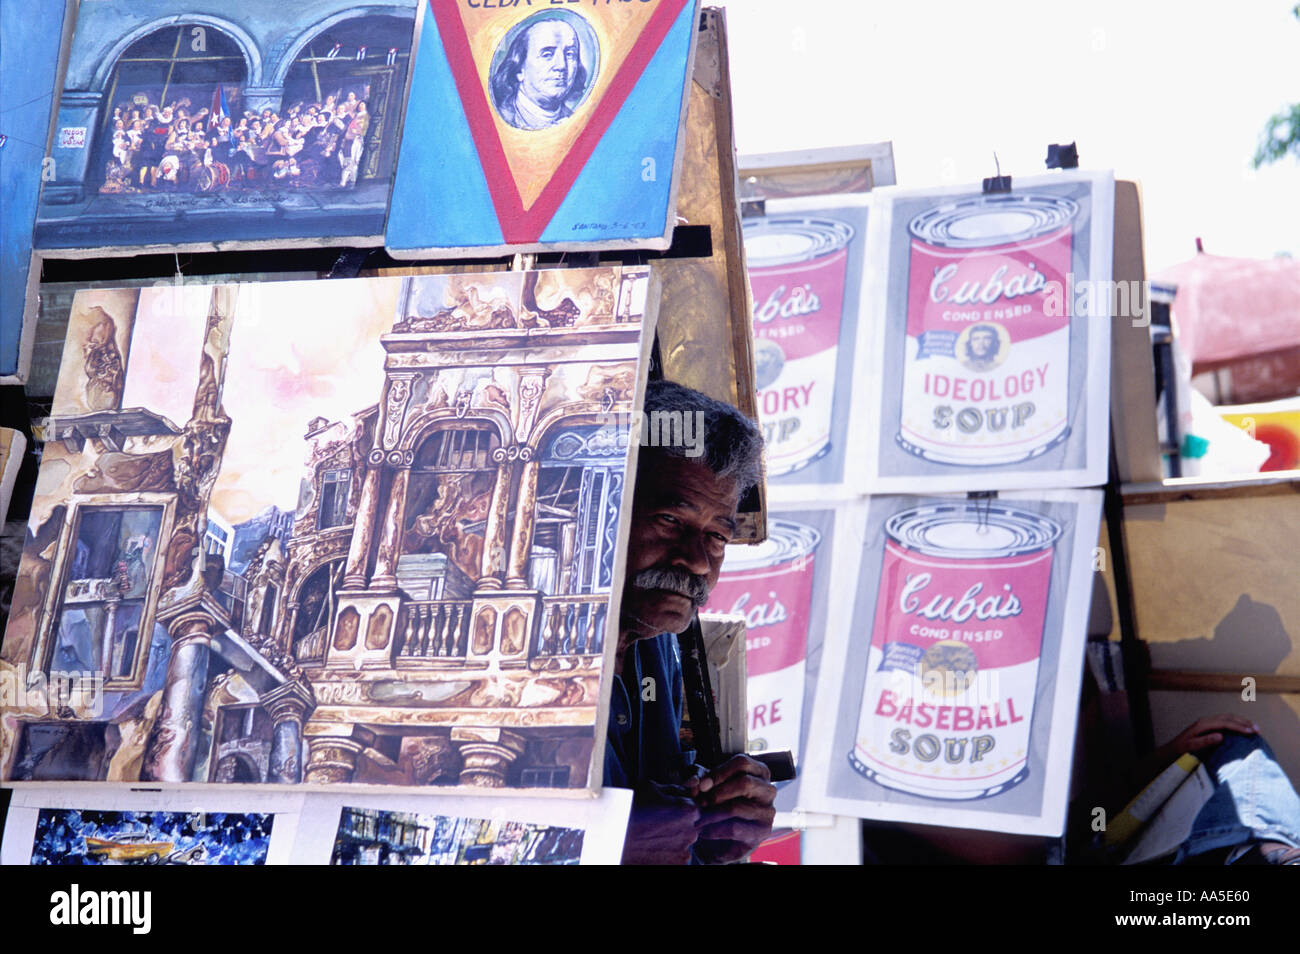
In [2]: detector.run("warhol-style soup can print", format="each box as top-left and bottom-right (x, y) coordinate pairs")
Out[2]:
(705, 519), (821, 755)
(899, 194), (1079, 465)
(745, 217), (854, 476)
(850, 503), (1061, 800)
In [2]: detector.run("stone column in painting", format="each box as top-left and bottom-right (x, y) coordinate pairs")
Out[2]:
(262, 681), (315, 784)
(477, 455), (513, 588)
(342, 461), (383, 590)
(240, 87), (285, 116)
(451, 727), (526, 787)
(304, 737), (364, 785)
(370, 459), (412, 590)
(505, 451), (539, 589)
(140, 613), (214, 782)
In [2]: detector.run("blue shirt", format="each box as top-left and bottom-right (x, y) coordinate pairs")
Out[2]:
(604, 633), (693, 788)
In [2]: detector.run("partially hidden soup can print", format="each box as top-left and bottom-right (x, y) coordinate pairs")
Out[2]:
(705, 519), (821, 755)
(850, 502), (1061, 800)
(900, 194), (1079, 465)
(745, 217), (854, 476)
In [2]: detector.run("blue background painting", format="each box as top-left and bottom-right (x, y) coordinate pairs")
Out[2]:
(31, 809), (273, 864)
(0, 0), (70, 377)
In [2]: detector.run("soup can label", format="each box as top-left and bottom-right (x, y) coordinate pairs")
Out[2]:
(745, 217), (854, 476)
(706, 519), (821, 755)
(850, 502), (1061, 800)
(899, 194), (1079, 465)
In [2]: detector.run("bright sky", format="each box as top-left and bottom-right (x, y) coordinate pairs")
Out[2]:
(122, 280), (395, 524)
(214, 280), (395, 523)
(716, 0), (1300, 272)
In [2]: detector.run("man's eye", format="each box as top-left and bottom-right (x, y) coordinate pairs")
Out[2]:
(656, 514), (680, 527)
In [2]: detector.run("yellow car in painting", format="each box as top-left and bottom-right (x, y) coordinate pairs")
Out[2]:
(84, 832), (174, 864)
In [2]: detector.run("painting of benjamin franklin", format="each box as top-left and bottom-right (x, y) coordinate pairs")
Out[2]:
(489, 11), (600, 131)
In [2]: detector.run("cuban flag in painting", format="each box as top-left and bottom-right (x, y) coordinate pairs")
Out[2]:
(386, 0), (700, 258)
(210, 84), (231, 123)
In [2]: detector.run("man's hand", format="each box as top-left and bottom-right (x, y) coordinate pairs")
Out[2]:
(1135, 713), (1259, 789)
(685, 755), (777, 865)
(1162, 713), (1258, 757)
(620, 779), (701, 865)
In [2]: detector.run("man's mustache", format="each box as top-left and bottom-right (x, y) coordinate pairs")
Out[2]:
(631, 567), (710, 607)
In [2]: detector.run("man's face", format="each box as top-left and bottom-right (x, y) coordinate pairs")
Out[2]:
(970, 328), (997, 358)
(517, 21), (579, 108)
(620, 453), (740, 642)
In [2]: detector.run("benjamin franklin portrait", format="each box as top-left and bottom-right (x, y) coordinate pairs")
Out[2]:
(489, 12), (600, 131)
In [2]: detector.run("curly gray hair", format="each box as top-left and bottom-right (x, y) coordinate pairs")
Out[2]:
(640, 378), (764, 495)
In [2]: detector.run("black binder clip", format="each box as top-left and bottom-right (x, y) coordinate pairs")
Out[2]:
(1045, 142), (1080, 170)
(328, 248), (369, 279)
(966, 490), (997, 530)
(982, 153), (1011, 194)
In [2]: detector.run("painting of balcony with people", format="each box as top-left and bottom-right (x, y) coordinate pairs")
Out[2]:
(35, 0), (418, 251)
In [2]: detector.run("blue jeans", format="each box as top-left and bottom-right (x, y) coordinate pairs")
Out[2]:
(1174, 732), (1300, 863)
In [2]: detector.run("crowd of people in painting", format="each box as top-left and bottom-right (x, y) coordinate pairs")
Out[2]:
(102, 88), (373, 194)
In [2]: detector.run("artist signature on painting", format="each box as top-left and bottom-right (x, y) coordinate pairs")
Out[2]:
(571, 220), (648, 232)
(130, 191), (295, 211)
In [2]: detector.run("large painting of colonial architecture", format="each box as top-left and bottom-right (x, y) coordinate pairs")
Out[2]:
(0, 266), (655, 793)
(385, 0), (699, 257)
(33, 0), (418, 253)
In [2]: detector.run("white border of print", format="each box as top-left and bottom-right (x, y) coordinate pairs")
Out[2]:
(1, 785), (304, 865)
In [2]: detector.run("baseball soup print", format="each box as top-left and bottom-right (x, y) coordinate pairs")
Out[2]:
(850, 503), (1061, 799)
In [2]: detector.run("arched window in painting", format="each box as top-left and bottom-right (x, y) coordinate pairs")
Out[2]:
(400, 426), (501, 598)
(280, 15), (414, 188)
(533, 425), (625, 596)
(292, 559), (345, 663)
(211, 705), (272, 783)
(95, 25), (248, 194)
